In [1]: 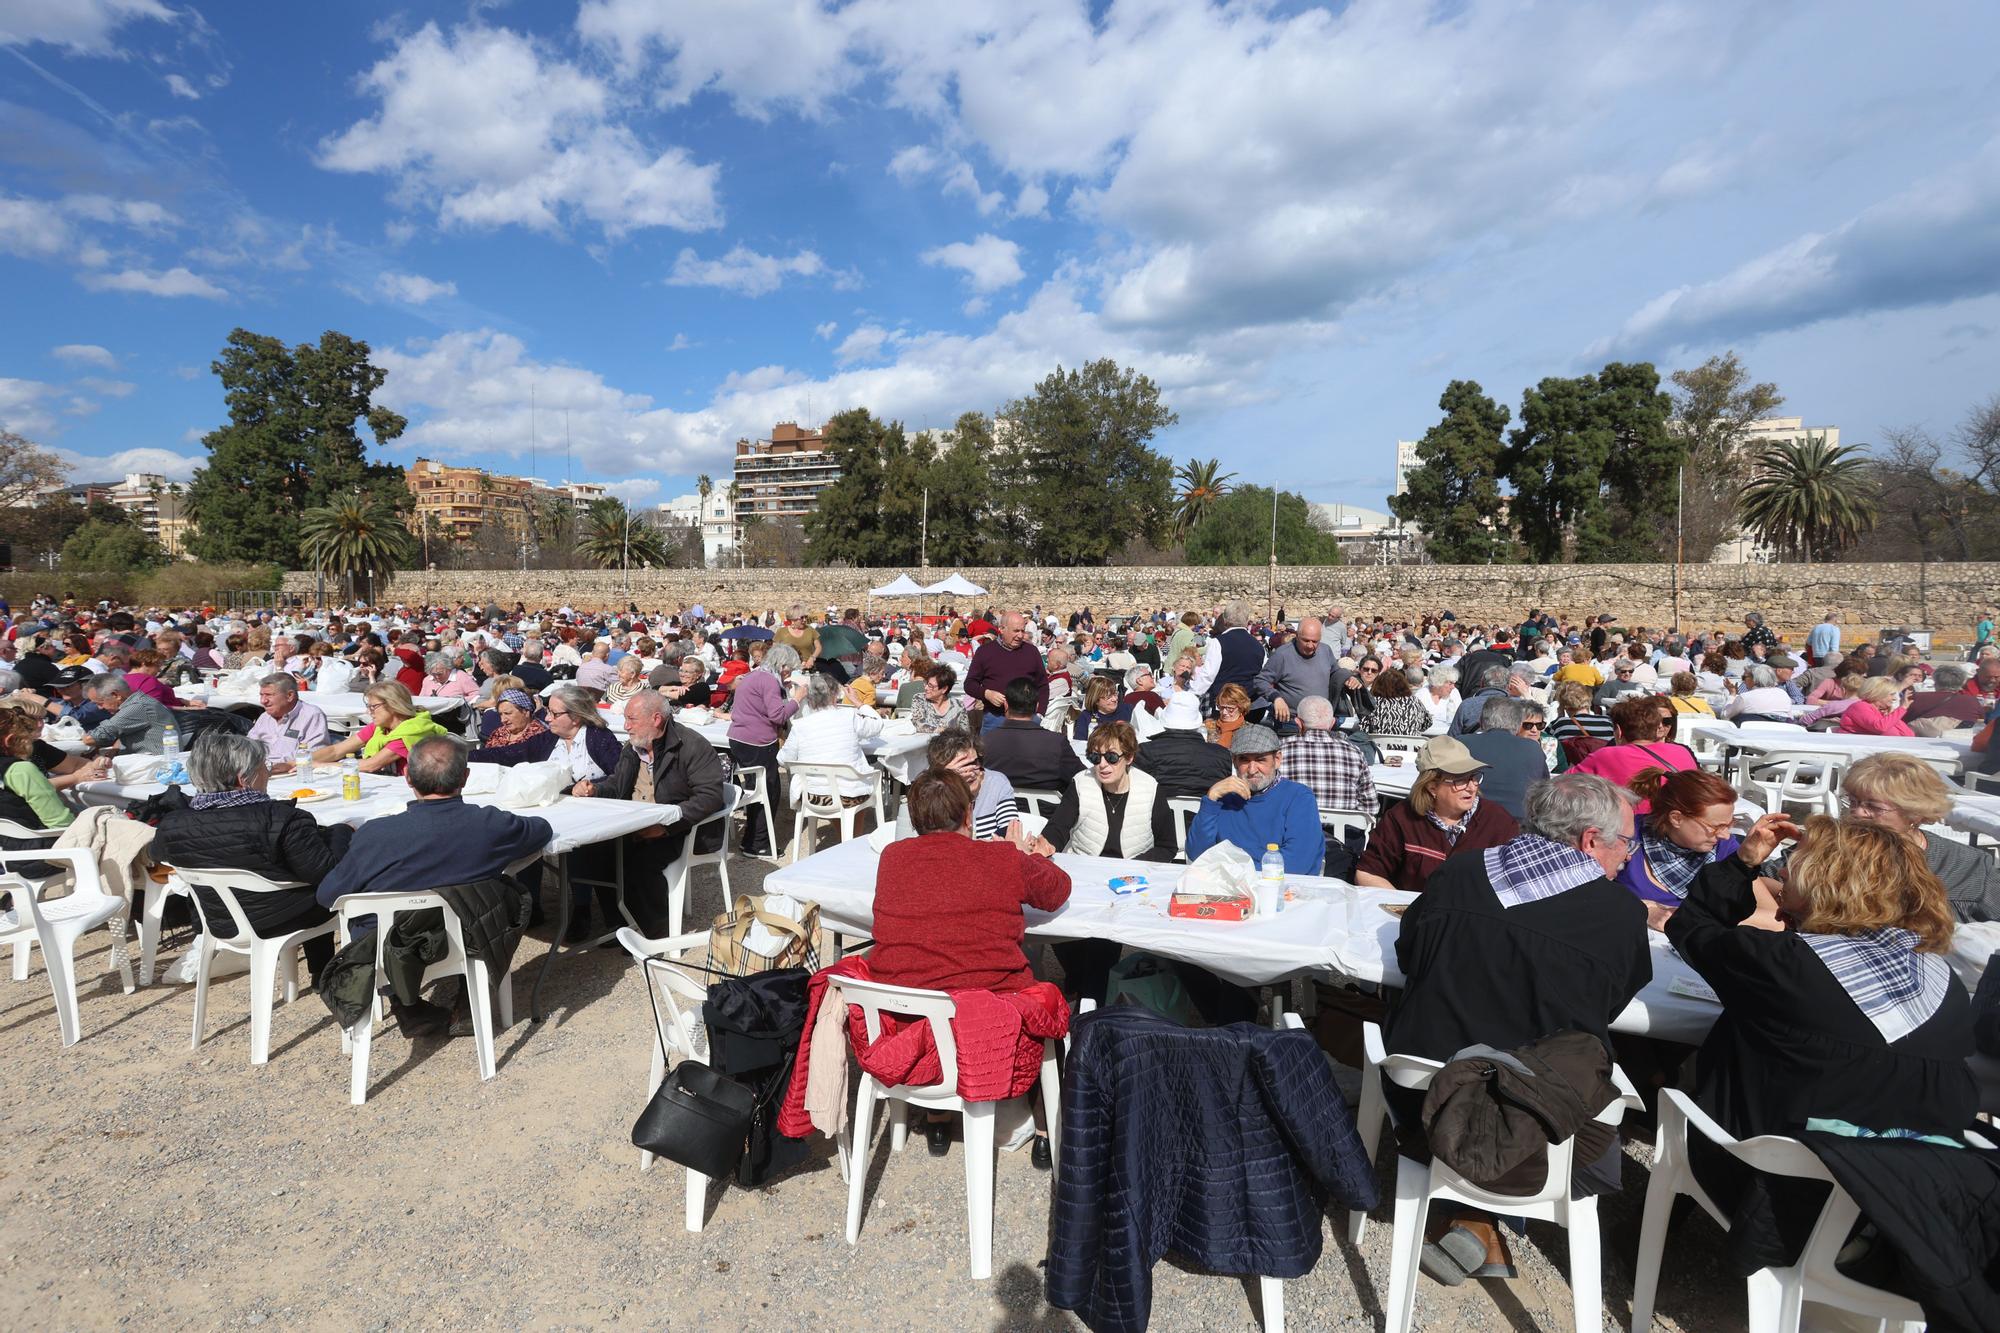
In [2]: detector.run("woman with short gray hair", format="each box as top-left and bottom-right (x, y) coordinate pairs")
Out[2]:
(779, 668), (886, 804)
(724, 641), (803, 857)
(150, 729), (355, 986)
(418, 651), (478, 700)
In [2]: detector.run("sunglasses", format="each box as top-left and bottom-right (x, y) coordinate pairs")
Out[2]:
(1439, 772), (1484, 788)
(1085, 750), (1129, 765)
(1520, 720), (1545, 731)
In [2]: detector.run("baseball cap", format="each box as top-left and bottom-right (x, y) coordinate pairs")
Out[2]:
(1416, 735), (1488, 776)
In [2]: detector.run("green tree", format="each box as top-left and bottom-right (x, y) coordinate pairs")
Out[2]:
(62, 518), (168, 571)
(1184, 485), (1344, 566)
(578, 499), (669, 570)
(804, 408), (896, 565)
(1389, 380), (1512, 564)
(298, 491), (414, 602)
(1738, 433), (1878, 562)
(1586, 361), (1677, 561)
(920, 413), (998, 566)
(1174, 458), (1236, 537)
(1000, 359), (1177, 565)
(186, 328), (409, 565)
(1669, 352), (1783, 562)
(1506, 374), (1616, 563)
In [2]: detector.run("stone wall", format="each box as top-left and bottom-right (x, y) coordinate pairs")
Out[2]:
(279, 562), (2000, 642)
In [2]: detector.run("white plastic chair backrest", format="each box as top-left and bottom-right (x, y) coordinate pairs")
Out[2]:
(1042, 697), (1077, 733)
(1015, 788), (1061, 820)
(1320, 808), (1376, 844)
(837, 975), (959, 1099)
(1166, 795), (1200, 854)
(0, 847), (103, 910)
(616, 926), (713, 1059)
(734, 765), (768, 798)
(0, 817), (61, 844)
(1373, 735), (1426, 758)
(177, 867), (309, 943)
(786, 761), (873, 812)
(1755, 752), (1839, 791)
(1738, 720), (1807, 734)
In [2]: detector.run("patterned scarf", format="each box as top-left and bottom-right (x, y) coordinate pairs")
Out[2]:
(189, 789), (271, 811)
(1799, 926), (1951, 1043)
(1425, 797), (1479, 847)
(1640, 831), (1716, 900)
(1484, 834), (1605, 909)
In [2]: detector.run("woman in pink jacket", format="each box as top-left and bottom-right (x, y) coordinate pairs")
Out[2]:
(1836, 675), (1914, 737)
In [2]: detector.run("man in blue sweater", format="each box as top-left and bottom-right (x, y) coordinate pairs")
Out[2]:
(1187, 724), (1325, 875)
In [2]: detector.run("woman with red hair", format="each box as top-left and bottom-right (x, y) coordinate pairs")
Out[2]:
(1617, 766), (1742, 931)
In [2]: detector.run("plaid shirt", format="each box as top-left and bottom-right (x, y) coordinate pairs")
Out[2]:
(1279, 730), (1376, 813)
(1800, 926), (1951, 1043)
(1483, 834), (1604, 908)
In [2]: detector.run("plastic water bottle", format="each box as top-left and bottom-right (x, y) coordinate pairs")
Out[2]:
(1259, 842), (1285, 916)
(160, 720), (180, 764)
(296, 742), (315, 785)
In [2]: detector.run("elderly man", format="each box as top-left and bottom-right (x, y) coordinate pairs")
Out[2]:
(87, 638), (130, 676)
(246, 672), (329, 767)
(1459, 698), (1548, 820)
(1449, 663), (1511, 736)
(1190, 600), (1266, 711)
(83, 675), (174, 754)
(580, 689), (726, 940)
(1385, 774), (1653, 1283)
(512, 640), (553, 693)
(1806, 611), (1841, 667)
(1909, 663), (1987, 727)
(1279, 696), (1376, 815)
(964, 611), (1049, 731)
(1186, 723), (1325, 875)
(1253, 616), (1341, 730)
(13, 634), (63, 691)
(575, 640), (617, 693)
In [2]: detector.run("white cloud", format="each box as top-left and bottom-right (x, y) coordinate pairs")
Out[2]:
(384, 219), (417, 246)
(834, 323), (899, 364)
(1595, 136), (2000, 356)
(887, 145), (939, 181)
(577, 0), (859, 117)
(317, 22), (722, 238)
(79, 266), (228, 299)
(666, 333), (695, 352)
(54, 447), (202, 484)
(376, 271), (458, 304)
(604, 478), (661, 504)
(62, 195), (174, 229)
(813, 320), (838, 340)
(921, 233), (1023, 293)
(0, 0), (173, 54)
(0, 377), (60, 438)
(668, 244), (827, 296)
(1011, 182), (1048, 218)
(51, 344), (118, 369)
(64, 397), (100, 418)
(165, 73), (199, 100)
(77, 377), (135, 397)
(0, 196), (71, 258)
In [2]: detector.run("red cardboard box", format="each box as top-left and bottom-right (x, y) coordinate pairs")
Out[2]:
(1168, 892), (1254, 921)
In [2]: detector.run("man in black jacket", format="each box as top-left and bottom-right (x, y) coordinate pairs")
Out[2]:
(1134, 691), (1231, 797)
(588, 689), (726, 939)
(981, 676), (1083, 791)
(1387, 772), (1650, 1283)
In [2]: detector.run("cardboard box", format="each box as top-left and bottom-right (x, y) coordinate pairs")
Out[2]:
(1168, 892), (1254, 921)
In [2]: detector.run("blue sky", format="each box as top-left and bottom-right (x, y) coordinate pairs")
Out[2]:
(4, 0), (2000, 514)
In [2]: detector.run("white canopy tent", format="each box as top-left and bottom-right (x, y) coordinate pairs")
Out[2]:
(922, 573), (987, 597)
(867, 574), (927, 597)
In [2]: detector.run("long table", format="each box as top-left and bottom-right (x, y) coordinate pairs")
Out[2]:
(188, 687), (466, 726)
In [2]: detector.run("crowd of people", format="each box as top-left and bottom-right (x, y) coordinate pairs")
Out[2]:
(3, 587), (1999, 1319)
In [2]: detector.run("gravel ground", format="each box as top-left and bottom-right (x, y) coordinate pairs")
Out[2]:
(1, 857), (1753, 1332)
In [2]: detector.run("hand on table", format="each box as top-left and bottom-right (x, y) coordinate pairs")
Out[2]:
(1207, 775), (1251, 803)
(571, 779), (596, 797)
(269, 761), (296, 776)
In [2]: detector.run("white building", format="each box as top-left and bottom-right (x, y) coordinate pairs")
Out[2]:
(1309, 502), (1417, 562)
(658, 488), (738, 565)
(1393, 440), (1421, 497)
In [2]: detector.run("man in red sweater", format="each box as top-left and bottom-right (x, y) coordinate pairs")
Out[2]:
(964, 611), (1049, 731)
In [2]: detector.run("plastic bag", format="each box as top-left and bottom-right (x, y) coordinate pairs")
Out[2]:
(111, 754), (170, 784)
(493, 760), (569, 808)
(1178, 840), (1257, 899)
(43, 717), (90, 754)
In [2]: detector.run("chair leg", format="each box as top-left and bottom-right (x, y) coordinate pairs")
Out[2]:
(667, 867), (686, 941)
(1745, 1268), (1787, 1333)
(11, 933), (31, 981)
(139, 885), (167, 986)
(1565, 1196), (1602, 1333)
(190, 935), (214, 1050)
(684, 1168), (707, 1233)
(1039, 1042), (1062, 1168)
(845, 1075), (877, 1245)
(46, 931), (82, 1047)
(247, 944), (279, 1066)
(1629, 1155), (1681, 1330)
(1384, 1156), (1431, 1333)
(496, 966), (513, 1030)
(1258, 1274), (1285, 1333)
(760, 800), (778, 862)
(349, 1009), (374, 1106)
(963, 1100), (997, 1281)
(888, 1099), (909, 1153)
(467, 962), (497, 1081)
(1350, 1064), (1385, 1245)
(108, 919), (133, 995)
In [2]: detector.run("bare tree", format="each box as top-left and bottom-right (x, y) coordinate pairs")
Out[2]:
(0, 429), (69, 509)
(1668, 353), (1783, 561)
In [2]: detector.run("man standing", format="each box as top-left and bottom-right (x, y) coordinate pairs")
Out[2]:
(586, 689), (726, 940)
(247, 673), (329, 766)
(1806, 612), (1841, 667)
(1187, 724), (1325, 875)
(1253, 616), (1341, 730)
(963, 611), (1048, 732)
(1324, 608), (1352, 658)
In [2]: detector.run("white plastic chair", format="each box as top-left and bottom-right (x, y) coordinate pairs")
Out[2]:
(1166, 795), (1201, 862)
(1041, 696), (1078, 734)
(616, 926), (718, 1232)
(0, 848), (134, 1046)
(783, 761), (884, 863)
(731, 764), (780, 863)
(182, 868), (336, 1065)
(1744, 754), (1841, 818)
(666, 785), (740, 938)
(1630, 1089), (1925, 1333)
(1684, 722), (1731, 772)
(0, 819), (65, 981)
(329, 889), (514, 1105)
(135, 870), (190, 986)
(1358, 1021), (1642, 1333)
(1320, 807), (1376, 844)
(1012, 787), (1063, 823)
(839, 975), (1062, 1281)
(1372, 735), (1428, 761)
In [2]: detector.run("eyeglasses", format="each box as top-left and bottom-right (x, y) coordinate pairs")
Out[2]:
(1678, 814), (1734, 836)
(1520, 720), (1545, 731)
(1842, 798), (1898, 818)
(1358, 663), (1381, 673)
(1438, 773), (1484, 789)
(1085, 750), (1129, 765)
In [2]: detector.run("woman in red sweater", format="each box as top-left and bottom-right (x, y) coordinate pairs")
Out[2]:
(869, 767), (1071, 1160)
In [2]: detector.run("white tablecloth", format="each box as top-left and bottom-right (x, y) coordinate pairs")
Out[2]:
(190, 687), (465, 725)
(75, 771), (675, 855)
(1690, 723), (1969, 767)
(678, 717), (933, 785)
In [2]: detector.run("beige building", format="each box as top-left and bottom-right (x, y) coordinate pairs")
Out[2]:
(406, 457), (534, 542)
(105, 472), (194, 559)
(732, 422), (840, 522)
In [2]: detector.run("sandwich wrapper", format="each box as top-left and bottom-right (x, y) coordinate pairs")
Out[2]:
(1171, 843), (1257, 921)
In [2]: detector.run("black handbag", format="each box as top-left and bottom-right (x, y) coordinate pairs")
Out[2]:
(630, 974), (757, 1179)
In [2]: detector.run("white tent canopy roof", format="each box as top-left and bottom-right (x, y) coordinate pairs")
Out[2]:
(922, 574), (987, 596)
(867, 574), (927, 597)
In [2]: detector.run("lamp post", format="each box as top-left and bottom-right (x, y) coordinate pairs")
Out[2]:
(1267, 488), (1279, 628)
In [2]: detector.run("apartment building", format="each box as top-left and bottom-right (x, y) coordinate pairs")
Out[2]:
(732, 422), (840, 522)
(405, 457), (535, 541)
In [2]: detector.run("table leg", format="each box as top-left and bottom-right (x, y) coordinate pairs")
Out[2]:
(529, 852), (573, 1023)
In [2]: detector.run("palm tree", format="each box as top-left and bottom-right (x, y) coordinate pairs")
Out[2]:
(697, 473), (713, 503)
(299, 491), (414, 603)
(1737, 432), (1878, 563)
(578, 499), (670, 571)
(1174, 458), (1237, 536)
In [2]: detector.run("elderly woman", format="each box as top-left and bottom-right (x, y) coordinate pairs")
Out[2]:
(1417, 664), (1461, 736)
(310, 680), (447, 776)
(1665, 670), (1714, 715)
(1572, 694), (1698, 795)
(1723, 664), (1794, 723)
(151, 631), (199, 688)
(1835, 674), (1914, 736)
(845, 654), (890, 709)
(662, 656), (712, 707)
(1207, 682), (1252, 748)
(1617, 767), (1742, 930)
(0, 710), (76, 867)
(870, 766), (1070, 1162)
(603, 654), (647, 709)
(778, 672), (885, 818)
(125, 649), (187, 709)
(221, 631), (254, 670)
(1667, 814), (1974, 1267)
(1354, 736), (1519, 892)
(1841, 752), (2000, 922)
(723, 642), (801, 858)
(417, 651), (479, 700)
(1366, 666), (1433, 737)
(896, 725), (1024, 841)
(151, 731), (354, 985)
(909, 665), (965, 733)
(1072, 675), (1127, 741)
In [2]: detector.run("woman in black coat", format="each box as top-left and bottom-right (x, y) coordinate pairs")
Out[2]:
(1666, 813), (1976, 1267)
(152, 731), (353, 984)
